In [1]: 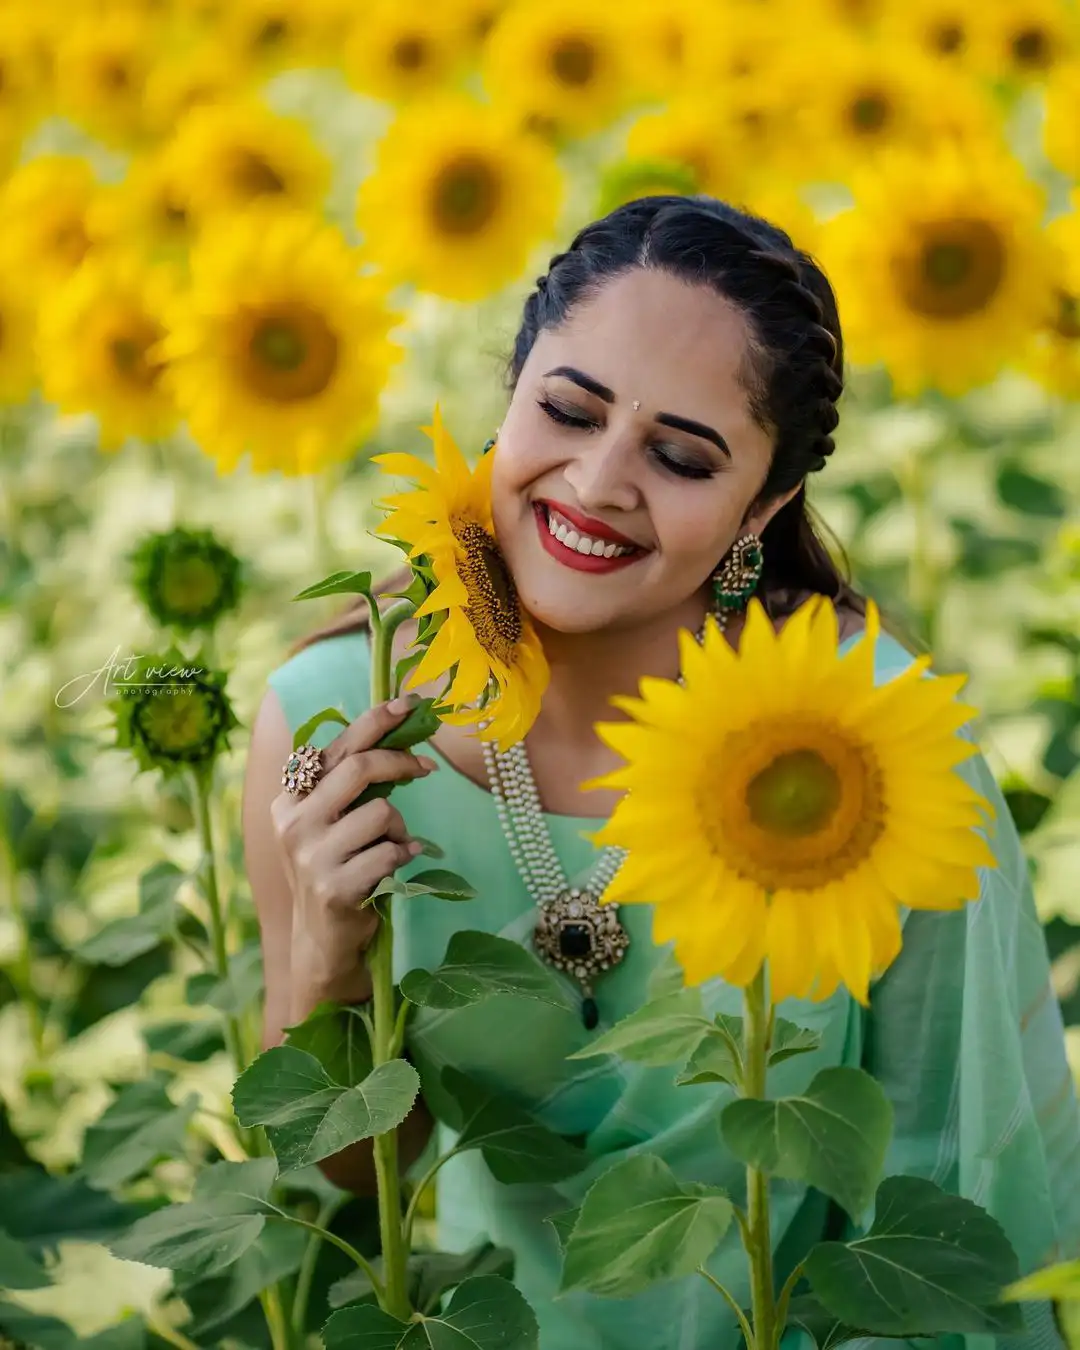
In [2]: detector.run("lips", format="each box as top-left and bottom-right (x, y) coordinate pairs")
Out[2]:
(533, 502), (648, 575)
(535, 499), (641, 547)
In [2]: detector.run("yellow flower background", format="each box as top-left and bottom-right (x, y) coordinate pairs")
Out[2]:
(2, 0), (1080, 1330)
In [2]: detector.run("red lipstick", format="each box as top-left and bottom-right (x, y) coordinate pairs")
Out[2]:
(535, 499), (640, 547)
(532, 503), (647, 574)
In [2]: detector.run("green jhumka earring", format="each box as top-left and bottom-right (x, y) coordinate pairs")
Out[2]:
(711, 532), (764, 630)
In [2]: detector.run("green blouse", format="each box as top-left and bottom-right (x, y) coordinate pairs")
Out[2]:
(267, 627), (1080, 1350)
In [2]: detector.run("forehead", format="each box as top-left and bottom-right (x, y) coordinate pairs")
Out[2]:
(526, 267), (757, 419)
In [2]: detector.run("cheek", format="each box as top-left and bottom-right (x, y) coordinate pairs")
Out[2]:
(655, 482), (743, 566)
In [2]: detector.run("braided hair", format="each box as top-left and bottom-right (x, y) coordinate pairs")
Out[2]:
(508, 195), (859, 619)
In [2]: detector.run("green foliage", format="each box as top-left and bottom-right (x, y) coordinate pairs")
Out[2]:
(400, 931), (577, 1011)
(129, 526), (244, 633)
(329, 1242), (516, 1315)
(322, 1275), (539, 1349)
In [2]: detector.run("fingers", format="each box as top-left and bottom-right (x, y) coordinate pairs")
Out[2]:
(310, 839), (421, 918)
(324, 797), (415, 861)
(320, 696), (424, 775)
(314, 747), (437, 820)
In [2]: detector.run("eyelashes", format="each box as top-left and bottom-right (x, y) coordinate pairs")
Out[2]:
(535, 397), (717, 482)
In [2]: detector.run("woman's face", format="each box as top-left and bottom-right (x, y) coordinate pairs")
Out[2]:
(491, 267), (799, 635)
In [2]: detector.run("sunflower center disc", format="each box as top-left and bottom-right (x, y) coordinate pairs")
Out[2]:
(850, 92), (890, 133)
(256, 18), (288, 48)
(135, 685), (219, 762)
(159, 556), (222, 616)
(934, 22), (964, 53)
(1054, 291), (1080, 340)
(230, 150), (286, 197)
(454, 519), (523, 664)
(52, 219), (91, 268)
(1012, 26), (1050, 68)
(393, 36), (428, 70)
(244, 304), (340, 402)
(897, 219), (1006, 319)
(432, 155), (501, 235)
(110, 323), (165, 390)
(551, 37), (598, 87)
(746, 749), (842, 837)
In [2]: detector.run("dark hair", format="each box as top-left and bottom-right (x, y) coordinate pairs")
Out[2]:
(292, 194), (861, 654)
(511, 194), (861, 621)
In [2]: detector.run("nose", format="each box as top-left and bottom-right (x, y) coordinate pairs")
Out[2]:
(561, 427), (639, 515)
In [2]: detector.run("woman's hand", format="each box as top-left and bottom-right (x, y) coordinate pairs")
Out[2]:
(269, 696), (438, 1023)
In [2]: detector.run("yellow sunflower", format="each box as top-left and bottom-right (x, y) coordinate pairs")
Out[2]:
(0, 155), (106, 283)
(357, 97), (564, 301)
(588, 597), (995, 1004)
(1045, 61), (1080, 179)
(972, 0), (1077, 82)
(38, 252), (181, 452)
(88, 153), (197, 265)
(625, 98), (753, 201)
(822, 144), (1052, 397)
(52, 5), (156, 149)
(344, 0), (466, 102)
(1021, 207), (1080, 399)
(0, 8), (50, 149)
(620, 0), (720, 100)
(141, 38), (239, 137)
(0, 261), (39, 403)
(879, 0), (988, 69)
(216, 0), (332, 76)
(156, 205), (400, 475)
(374, 408), (549, 751)
(164, 98), (331, 226)
(481, 0), (637, 136)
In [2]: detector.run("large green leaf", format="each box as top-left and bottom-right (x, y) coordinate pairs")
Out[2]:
(0, 1227), (51, 1289)
(143, 1019), (224, 1063)
(329, 1242), (516, 1315)
(440, 1067), (588, 1185)
(81, 1079), (198, 1190)
(0, 1171), (151, 1251)
(76, 862), (188, 966)
(293, 570), (373, 601)
(400, 932), (575, 1012)
(786, 1294), (866, 1350)
(805, 1175), (1024, 1336)
(721, 1067), (891, 1220)
(175, 1224), (307, 1336)
(108, 1158), (278, 1277)
(675, 1016), (745, 1088)
(322, 1274), (538, 1349)
(996, 464), (1067, 518)
(186, 941), (264, 1014)
(370, 869), (477, 905)
(232, 1045), (419, 1173)
(559, 1154), (733, 1298)
(284, 1002), (374, 1087)
(567, 989), (712, 1066)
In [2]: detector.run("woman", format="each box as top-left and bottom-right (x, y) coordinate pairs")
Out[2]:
(242, 197), (1080, 1349)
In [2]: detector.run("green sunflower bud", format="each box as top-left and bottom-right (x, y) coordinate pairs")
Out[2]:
(111, 647), (240, 779)
(596, 159), (698, 217)
(129, 527), (243, 633)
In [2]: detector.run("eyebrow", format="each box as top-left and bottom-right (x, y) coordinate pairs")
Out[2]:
(543, 365), (731, 458)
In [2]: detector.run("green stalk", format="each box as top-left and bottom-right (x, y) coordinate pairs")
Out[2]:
(366, 599), (417, 1321)
(291, 1195), (344, 1338)
(742, 965), (777, 1350)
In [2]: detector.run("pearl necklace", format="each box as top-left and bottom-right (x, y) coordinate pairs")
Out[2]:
(481, 617), (713, 1030)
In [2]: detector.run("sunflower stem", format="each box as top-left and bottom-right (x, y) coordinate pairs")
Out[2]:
(366, 614), (414, 1321)
(742, 965), (777, 1350)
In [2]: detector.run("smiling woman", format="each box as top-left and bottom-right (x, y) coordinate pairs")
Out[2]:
(246, 195), (1080, 1350)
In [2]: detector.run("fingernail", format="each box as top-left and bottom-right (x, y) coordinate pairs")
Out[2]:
(388, 693), (420, 714)
(408, 840), (424, 855)
(417, 755), (439, 773)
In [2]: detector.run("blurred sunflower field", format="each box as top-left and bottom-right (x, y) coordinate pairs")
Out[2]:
(2, 0), (1080, 1342)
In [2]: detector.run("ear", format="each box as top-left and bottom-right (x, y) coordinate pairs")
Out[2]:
(743, 482), (802, 536)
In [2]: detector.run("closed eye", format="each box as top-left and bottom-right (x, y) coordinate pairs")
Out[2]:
(536, 397), (718, 481)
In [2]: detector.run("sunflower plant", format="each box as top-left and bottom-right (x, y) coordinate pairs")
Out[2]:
(550, 597), (1024, 1349)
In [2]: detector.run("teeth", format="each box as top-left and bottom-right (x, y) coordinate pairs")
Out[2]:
(544, 506), (636, 559)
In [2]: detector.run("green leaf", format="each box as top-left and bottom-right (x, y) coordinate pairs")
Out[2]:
(0, 1171), (151, 1249)
(721, 1067), (892, 1221)
(769, 1019), (822, 1067)
(294, 706), (350, 749)
(545, 1208), (580, 1257)
(284, 1002), (374, 1087)
(174, 1225), (307, 1336)
(81, 1080), (198, 1189)
(996, 464), (1067, 518)
(400, 931), (576, 1012)
(645, 947), (686, 1001)
(559, 1154), (732, 1298)
(108, 1158), (278, 1277)
(371, 869), (476, 904)
(1005, 1257), (1080, 1303)
(805, 1175), (1024, 1336)
(0, 1300), (73, 1350)
(143, 1019), (224, 1063)
(567, 989), (711, 1066)
(186, 941), (263, 1014)
(376, 700), (441, 752)
(76, 861), (188, 966)
(786, 1294), (865, 1350)
(0, 1227), (52, 1289)
(232, 1046), (419, 1173)
(322, 1274), (539, 1349)
(440, 1067), (588, 1185)
(293, 570), (373, 602)
(675, 1029), (741, 1089)
(328, 1242), (515, 1315)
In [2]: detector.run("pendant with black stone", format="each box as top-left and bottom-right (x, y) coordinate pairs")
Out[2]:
(533, 887), (631, 1030)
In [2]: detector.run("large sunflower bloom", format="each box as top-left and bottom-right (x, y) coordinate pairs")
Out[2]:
(52, 6), (156, 149)
(822, 144), (1052, 397)
(1021, 207), (1080, 399)
(879, 0), (988, 70)
(141, 38), (238, 137)
(624, 98), (752, 202)
(0, 155), (106, 283)
(481, 0), (637, 136)
(374, 408), (549, 751)
(357, 97), (564, 301)
(216, 0), (331, 76)
(88, 154), (196, 266)
(343, 0), (466, 102)
(37, 251), (181, 452)
(972, 0), (1077, 83)
(588, 598), (996, 1005)
(156, 206), (400, 475)
(163, 99), (331, 226)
